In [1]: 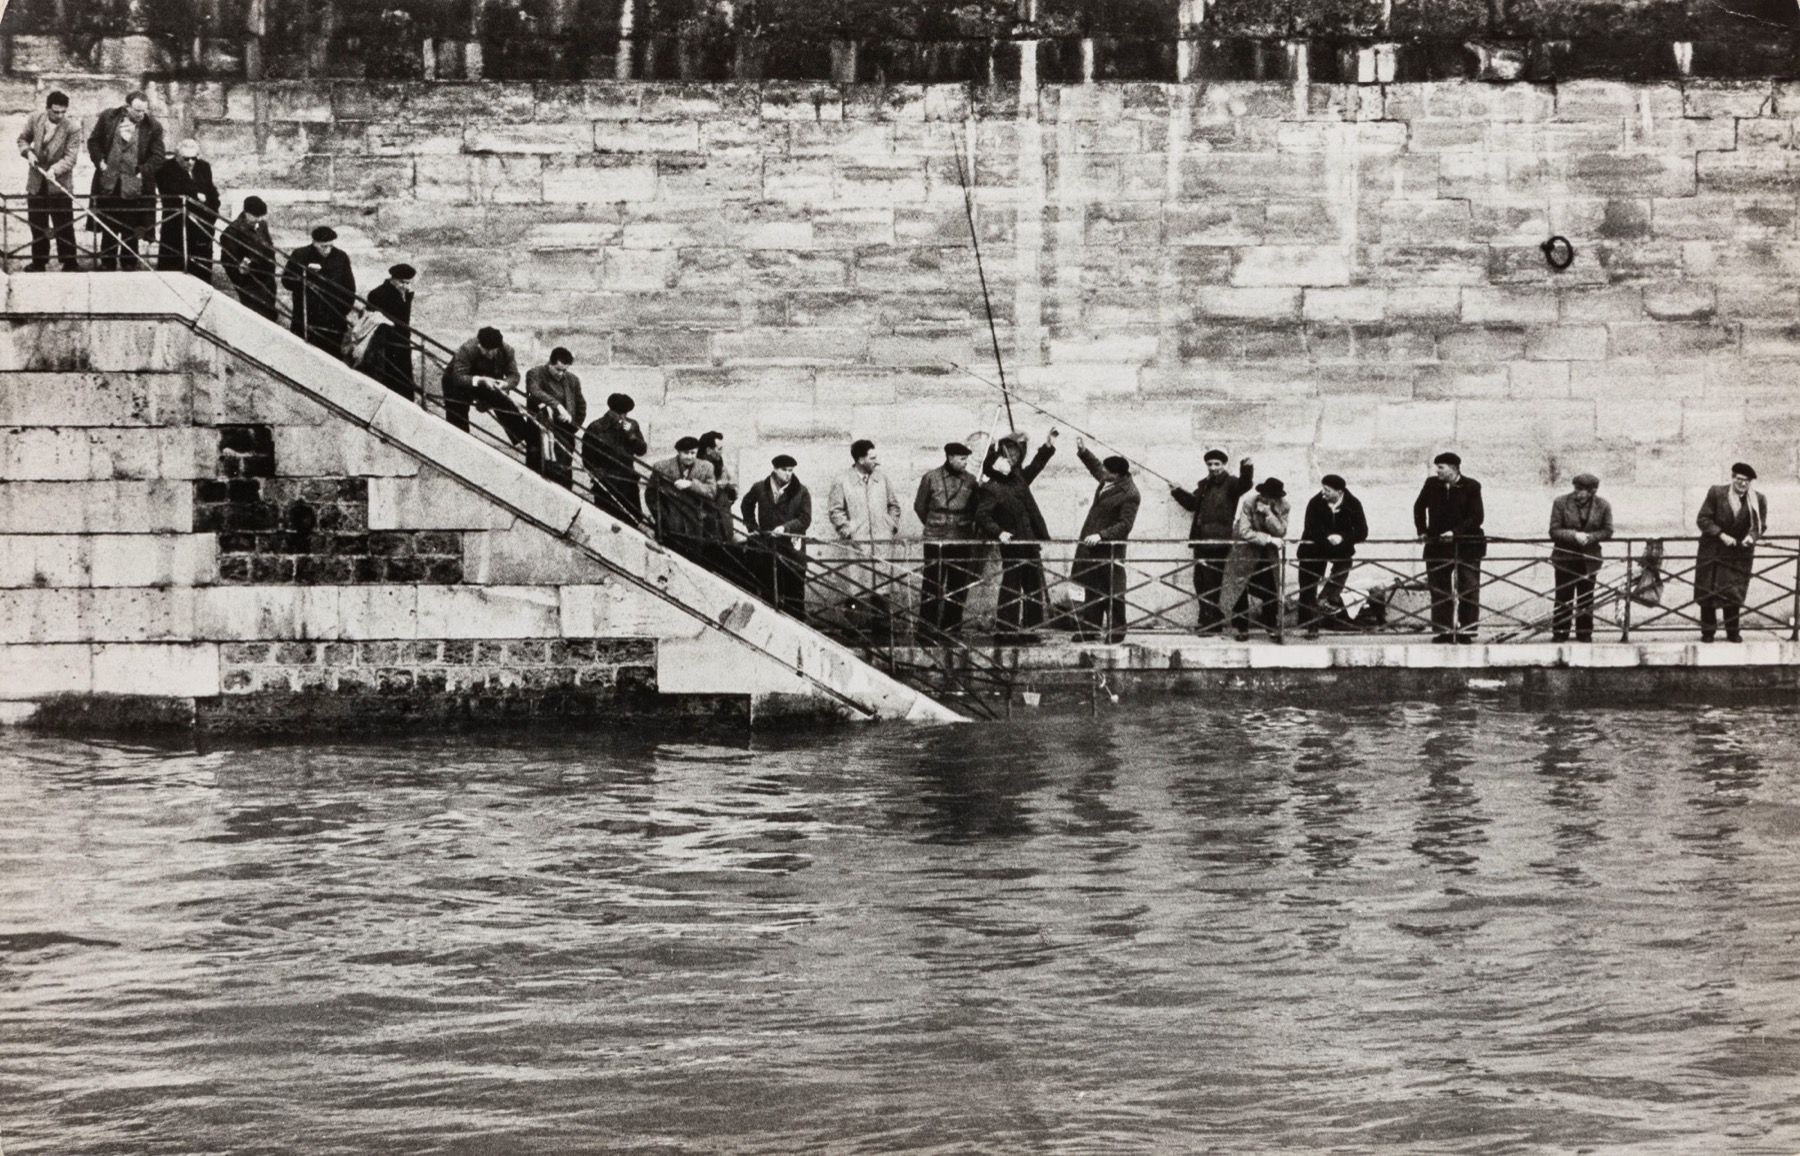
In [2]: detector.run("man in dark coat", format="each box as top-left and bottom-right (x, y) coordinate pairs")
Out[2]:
(1072, 440), (1141, 644)
(86, 91), (165, 270)
(154, 138), (220, 279)
(1297, 473), (1370, 638)
(281, 225), (357, 354)
(975, 430), (1057, 644)
(363, 263), (417, 400)
(740, 454), (812, 618)
(914, 441), (982, 639)
(1172, 448), (1254, 634)
(580, 392), (648, 526)
(219, 195), (277, 320)
(1413, 451), (1486, 643)
(650, 436), (718, 562)
(524, 347), (585, 486)
(441, 326), (533, 449)
(1695, 462), (1767, 643)
(1547, 473), (1613, 642)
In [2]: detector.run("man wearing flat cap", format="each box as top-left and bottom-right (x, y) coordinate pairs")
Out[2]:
(1298, 473), (1369, 639)
(1548, 473), (1613, 643)
(581, 392), (648, 526)
(1222, 477), (1290, 642)
(915, 441), (982, 638)
(1073, 438), (1141, 643)
(741, 454), (813, 618)
(1172, 448), (1254, 634)
(155, 137), (220, 280)
(650, 436), (718, 562)
(1695, 462), (1768, 643)
(1413, 451), (1486, 643)
(220, 196), (277, 320)
(364, 263), (417, 400)
(281, 225), (357, 353)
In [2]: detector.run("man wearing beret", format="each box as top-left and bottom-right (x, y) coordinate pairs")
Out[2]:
(1547, 472), (1612, 643)
(1695, 462), (1768, 643)
(1073, 439), (1141, 644)
(1172, 448), (1254, 634)
(741, 454), (813, 618)
(281, 225), (357, 353)
(364, 263), (417, 400)
(1297, 473), (1369, 638)
(1413, 451), (1486, 643)
(220, 195), (278, 320)
(442, 326), (533, 452)
(650, 435), (718, 562)
(914, 441), (982, 639)
(581, 392), (648, 526)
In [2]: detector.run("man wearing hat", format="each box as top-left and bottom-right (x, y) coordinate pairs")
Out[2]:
(364, 263), (417, 400)
(525, 347), (586, 487)
(1297, 473), (1369, 639)
(1547, 472), (1613, 643)
(978, 428), (1058, 644)
(650, 436), (718, 561)
(281, 225), (357, 353)
(1222, 477), (1290, 642)
(154, 137), (220, 279)
(914, 441), (982, 638)
(442, 326), (532, 451)
(1172, 449), (1255, 633)
(220, 196), (277, 320)
(1695, 462), (1768, 643)
(581, 392), (648, 526)
(740, 454), (813, 618)
(1413, 451), (1487, 643)
(1071, 439), (1141, 643)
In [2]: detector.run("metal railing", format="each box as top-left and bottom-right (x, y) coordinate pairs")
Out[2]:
(0, 191), (1018, 717)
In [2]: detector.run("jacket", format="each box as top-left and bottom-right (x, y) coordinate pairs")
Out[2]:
(581, 410), (646, 477)
(649, 456), (717, 542)
(826, 466), (901, 543)
(973, 476), (1039, 542)
(220, 214), (276, 279)
(443, 338), (521, 394)
(1696, 485), (1766, 554)
(699, 448), (737, 537)
(1232, 491), (1290, 550)
(981, 440), (1055, 541)
(18, 110), (80, 194)
(524, 365), (584, 424)
(1548, 492), (1613, 561)
(913, 464), (979, 540)
(86, 106), (165, 200)
(741, 475), (812, 552)
(1413, 474), (1486, 557)
(280, 244), (357, 336)
(1075, 446), (1141, 543)
(1173, 460), (1254, 545)
(1297, 491), (1369, 560)
(366, 280), (413, 332)
(155, 156), (220, 220)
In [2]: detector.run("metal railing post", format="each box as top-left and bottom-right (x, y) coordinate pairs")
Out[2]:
(1790, 545), (1799, 642)
(1275, 540), (1287, 643)
(3, 199), (11, 273)
(1621, 539), (1633, 643)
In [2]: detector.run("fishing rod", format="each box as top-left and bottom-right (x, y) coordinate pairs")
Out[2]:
(939, 357), (1186, 490)
(948, 118), (1016, 435)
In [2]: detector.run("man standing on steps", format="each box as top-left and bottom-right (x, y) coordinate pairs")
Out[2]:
(282, 225), (356, 354)
(442, 326), (534, 451)
(1072, 439), (1141, 645)
(1414, 451), (1487, 644)
(363, 263), (418, 401)
(1172, 448), (1254, 635)
(741, 454), (813, 619)
(581, 392), (647, 526)
(524, 347), (585, 486)
(650, 436), (718, 563)
(154, 138), (219, 279)
(697, 431), (737, 543)
(914, 441), (981, 639)
(16, 90), (80, 272)
(220, 196), (277, 320)
(87, 90), (165, 271)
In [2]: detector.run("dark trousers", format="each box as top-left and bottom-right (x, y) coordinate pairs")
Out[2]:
(26, 191), (76, 268)
(1425, 544), (1483, 636)
(921, 541), (982, 638)
(1074, 541), (1128, 642)
(1699, 602), (1743, 640)
(996, 543), (1047, 639)
(1192, 542), (1232, 633)
(93, 196), (145, 269)
(1232, 556), (1281, 634)
(156, 222), (214, 280)
(748, 540), (807, 618)
(528, 412), (577, 487)
(1552, 554), (1600, 640)
(444, 379), (534, 447)
(228, 271), (278, 320)
(585, 468), (644, 527)
(1298, 556), (1353, 631)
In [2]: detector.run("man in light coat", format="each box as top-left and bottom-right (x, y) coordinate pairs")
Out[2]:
(825, 439), (903, 638)
(1547, 473), (1613, 643)
(650, 436), (718, 562)
(1223, 478), (1291, 642)
(17, 90), (81, 271)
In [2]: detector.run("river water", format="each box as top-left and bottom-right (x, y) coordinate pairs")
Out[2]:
(2, 702), (1799, 1155)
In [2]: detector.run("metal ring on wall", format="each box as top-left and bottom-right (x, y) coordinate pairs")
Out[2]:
(1540, 235), (1575, 271)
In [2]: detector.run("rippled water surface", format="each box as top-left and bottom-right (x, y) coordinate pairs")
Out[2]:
(4, 703), (1800, 1154)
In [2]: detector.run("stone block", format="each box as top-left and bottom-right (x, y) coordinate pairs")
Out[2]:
(593, 121), (703, 154)
(558, 581), (700, 637)
(640, 83), (760, 122)
(1524, 326), (1609, 362)
(1459, 287), (1560, 325)
(1565, 643), (1641, 668)
(88, 535), (218, 588)
(602, 248), (679, 291)
(1696, 151), (1800, 195)
(0, 481), (192, 534)
(1683, 81), (1775, 120)
(1509, 362), (1572, 397)
(719, 328), (871, 366)
(268, 427), (421, 478)
(1413, 364), (1511, 399)
(1437, 326), (1527, 363)
(1232, 245), (1352, 288)
(464, 122), (594, 154)
(542, 156), (659, 203)
(367, 471), (522, 531)
(1607, 322), (1738, 360)
(414, 586), (561, 639)
(1554, 81), (1683, 122)
(92, 643), (220, 697)
(335, 586), (422, 640)
(0, 643), (91, 697)
(405, 83), (538, 123)
(1485, 643), (1566, 667)
(1193, 287), (1302, 320)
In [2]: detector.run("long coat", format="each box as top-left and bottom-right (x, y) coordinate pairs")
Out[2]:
(1172, 460), (1254, 545)
(980, 441), (1055, 541)
(154, 156), (220, 268)
(364, 279), (417, 390)
(826, 467), (902, 544)
(1075, 446), (1140, 544)
(281, 244), (357, 345)
(86, 106), (165, 201)
(1413, 475), (1487, 558)
(650, 456), (718, 544)
(1221, 491), (1290, 611)
(1695, 484), (1767, 606)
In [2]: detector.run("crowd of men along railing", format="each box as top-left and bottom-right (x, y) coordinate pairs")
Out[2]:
(10, 88), (1795, 656)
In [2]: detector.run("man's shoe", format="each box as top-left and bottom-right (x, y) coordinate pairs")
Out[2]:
(1701, 633), (1716, 643)
(1726, 632), (1744, 643)
(1233, 631), (1250, 642)
(1433, 633), (1454, 644)
(23, 263), (46, 272)
(1574, 633), (1592, 643)
(1267, 632), (1284, 644)
(1104, 634), (1126, 645)
(1455, 633), (1477, 644)
(59, 262), (79, 271)
(1304, 628), (1320, 640)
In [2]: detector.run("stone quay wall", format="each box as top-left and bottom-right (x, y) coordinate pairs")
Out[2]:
(5, 74), (1800, 550)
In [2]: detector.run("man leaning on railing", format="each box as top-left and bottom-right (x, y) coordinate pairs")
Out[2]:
(16, 90), (80, 272)
(155, 138), (219, 281)
(442, 326), (534, 451)
(1695, 462), (1767, 644)
(914, 441), (981, 639)
(1547, 473), (1613, 643)
(282, 226), (356, 353)
(219, 196), (278, 320)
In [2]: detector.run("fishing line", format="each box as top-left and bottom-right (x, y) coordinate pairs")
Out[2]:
(947, 117), (1016, 434)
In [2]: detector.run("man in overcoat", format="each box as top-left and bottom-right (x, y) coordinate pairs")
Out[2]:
(364, 263), (418, 400)
(1172, 449), (1254, 633)
(87, 91), (165, 270)
(155, 138), (220, 279)
(1072, 440), (1141, 643)
(740, 454), (813, 618)
(914, 441), (982, 638)
(975, 430), (1057, 644)
(1695, 462), (1767, 643)
(1413, 451), (1487, 643)
(650, 436), (718, 562)
(281, 225), (357, 353)
(220, 196), (278, 320)
(524, 347), (585, 486)
(581, 392), (647, 526)
(1547, 473), (1613, 642)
